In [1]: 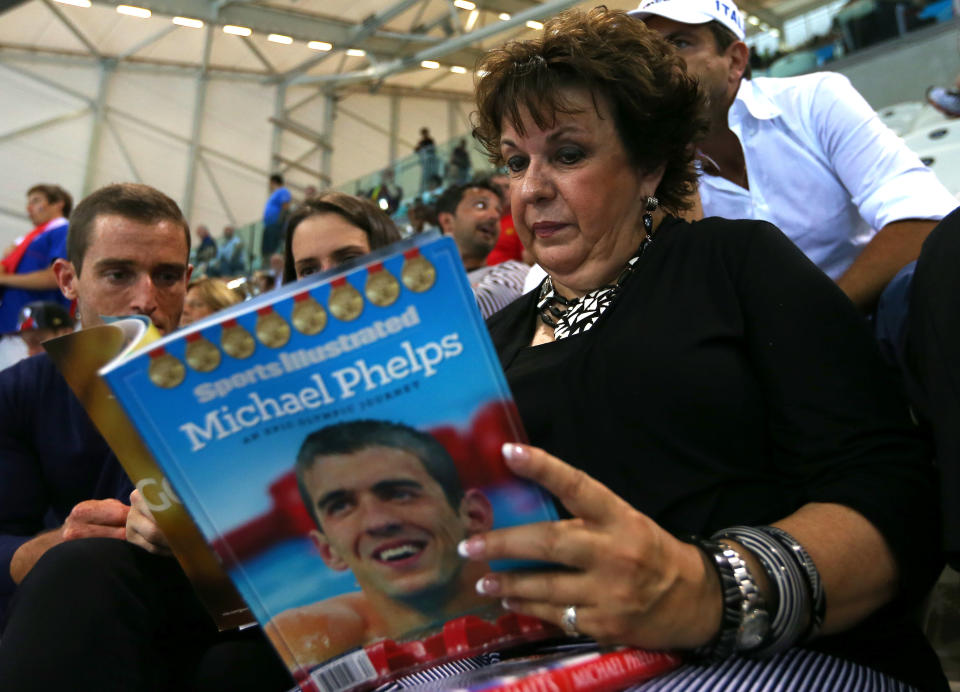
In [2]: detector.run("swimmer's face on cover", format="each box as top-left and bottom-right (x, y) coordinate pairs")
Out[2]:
(304, 445), (493, 601)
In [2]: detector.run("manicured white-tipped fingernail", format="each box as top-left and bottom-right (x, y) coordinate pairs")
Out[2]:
(475, 576), (500, 595)
(458, 537), (484, 558)
(502, 442), (529, 464)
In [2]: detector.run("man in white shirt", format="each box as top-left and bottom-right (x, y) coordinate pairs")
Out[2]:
(632, 0), (958, 310)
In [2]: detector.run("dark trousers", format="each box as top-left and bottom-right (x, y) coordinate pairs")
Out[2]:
(0, 538), (292, 692)
(907, 206), (960, 566)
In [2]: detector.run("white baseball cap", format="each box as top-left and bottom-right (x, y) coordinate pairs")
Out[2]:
(629, 0), (746, 41)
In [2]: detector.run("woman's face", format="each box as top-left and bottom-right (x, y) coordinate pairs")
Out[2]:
(500, 88), (663, 297)
(180, 287), (214, 327)
(291, 212), (372, 280)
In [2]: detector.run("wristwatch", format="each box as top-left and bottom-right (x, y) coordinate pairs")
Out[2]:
(692, 538), (770, 659)
(719, 542), (770, 651)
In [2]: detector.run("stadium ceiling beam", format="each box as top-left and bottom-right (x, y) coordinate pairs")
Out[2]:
(90, 0), (430, 61)
(277, 0), (425, 82)
(118, 24), (177, 59)
(474, 0), (540, 15)
(0, 44), (266, 80)
(42, 0), (103, 58)
(0, 107), (90, 144)
(241, 35), (276, 74)
(290, 0), (581, 87)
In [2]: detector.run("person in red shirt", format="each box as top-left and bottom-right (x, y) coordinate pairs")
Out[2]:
(485, 173), (526, 267)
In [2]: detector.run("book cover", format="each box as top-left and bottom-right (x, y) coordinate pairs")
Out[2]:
(43, 316), (252, 630)
(99, 233), (561, 691)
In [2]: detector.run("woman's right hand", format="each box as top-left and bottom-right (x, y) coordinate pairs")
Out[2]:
(459, 443), (722, 651)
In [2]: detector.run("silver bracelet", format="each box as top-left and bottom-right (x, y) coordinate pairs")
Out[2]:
(758, 525), (826, 641)
(713, 526), (810, 656)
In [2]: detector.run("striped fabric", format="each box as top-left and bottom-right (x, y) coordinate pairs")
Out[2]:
(386, 647), (916, 692)
(376, 652), (502, 691)
(469, 260), (529, 318)
(629, 648), (917, 692)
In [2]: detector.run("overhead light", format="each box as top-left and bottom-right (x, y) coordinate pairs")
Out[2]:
(308, 40), (332, 51)
(450, 65), (467, 74)
(453, 0), (476, 9)
(53, 0), (91, 7)
(268, 34), (293, 44)
(421, 60), (440, 69)
(748, 15), (760, 26)
(116, 5), (151, 18)
(346, 48), (365, 57)
(465, 9), (479, 30)
(769, 28), (780, 37)
(526, 20), (543, 31)
(173, 17), (203, 28)
(223, 25), (252, 36)
(378, 198), (390, 210)
(499, 13), (511, 21)
(759, 22), (770, 31)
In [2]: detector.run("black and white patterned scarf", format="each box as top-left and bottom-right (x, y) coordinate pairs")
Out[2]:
(537, 236), (651, 340)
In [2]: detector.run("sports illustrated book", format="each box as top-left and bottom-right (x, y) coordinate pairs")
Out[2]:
(98, 233), (561, 691)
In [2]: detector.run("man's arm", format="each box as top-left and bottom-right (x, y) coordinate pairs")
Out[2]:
(809, 74), (956, 307)
(9, 499), (129, 583)
(0, 267), (58, 291)
(835, 219), (938, 310)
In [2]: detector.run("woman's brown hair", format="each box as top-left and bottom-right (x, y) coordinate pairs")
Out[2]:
(473, 6), (708, 213)
(283, 192), (401, 283)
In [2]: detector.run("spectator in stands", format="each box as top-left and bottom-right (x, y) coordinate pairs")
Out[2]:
(15, 301), (74, 357)
(436, 181), (528, 317)
(448, 138), (472, 185)
(415, 127), (439, 193)
(369, 168), (403, 215)
(180, 277), (242, 327)
(633, 0), (958, 311)
(268, 252), (285, 287)
(252, 270), (276, 295)
(282, 191), (400, 283)
(262, 173), (291, 259)
(213, 224), (245, 277)
(194, 224), (217, 267)
(485, 172), (526, 266)
(467, 7), (946, 689)
(0, 182), (293, 692)
(0, 185), (72, 333)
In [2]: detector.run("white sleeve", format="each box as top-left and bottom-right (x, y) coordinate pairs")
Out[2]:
(809, 73), (957, 229)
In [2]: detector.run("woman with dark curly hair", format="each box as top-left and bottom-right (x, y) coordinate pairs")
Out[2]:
(458, 7), (945, 690)
(282, 191), (401, 283)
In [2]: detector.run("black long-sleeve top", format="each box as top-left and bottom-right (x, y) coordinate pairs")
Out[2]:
(487, 216), (944, 690)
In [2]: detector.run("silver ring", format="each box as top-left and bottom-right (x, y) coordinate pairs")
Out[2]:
(560, 605), (579, 636)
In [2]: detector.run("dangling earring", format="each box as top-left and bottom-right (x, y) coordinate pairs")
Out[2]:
(642, 195), (659, 236)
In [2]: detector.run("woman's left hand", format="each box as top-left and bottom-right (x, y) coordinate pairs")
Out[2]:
(459, 443), (721, 650)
